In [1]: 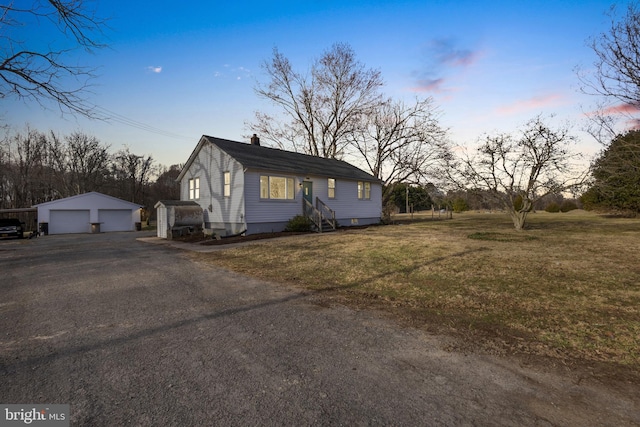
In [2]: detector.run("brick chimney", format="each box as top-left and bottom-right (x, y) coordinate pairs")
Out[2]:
(250, 134), (260, 146)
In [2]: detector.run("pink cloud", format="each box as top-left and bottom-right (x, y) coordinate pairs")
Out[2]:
(586, 103), (640, 129)
(495, 94), (565, 116)
(408, 39), (483, 95)
(597, 103), (640, 115)
(410, 78), (446, 93)
(441, 49), (483, 68)
(429, 38), (483, 69)
(628, 119), (640, 130)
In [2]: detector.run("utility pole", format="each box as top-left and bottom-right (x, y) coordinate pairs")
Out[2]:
(405, 185), (409, 214)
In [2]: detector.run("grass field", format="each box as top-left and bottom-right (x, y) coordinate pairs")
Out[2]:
(195, 210), (640, 378)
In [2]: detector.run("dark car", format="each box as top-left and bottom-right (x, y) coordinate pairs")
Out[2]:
(0, 218), (25, 239)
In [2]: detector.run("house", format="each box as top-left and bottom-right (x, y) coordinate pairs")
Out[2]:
(176, 135), (382, 236)
(34, 192), (143, 234)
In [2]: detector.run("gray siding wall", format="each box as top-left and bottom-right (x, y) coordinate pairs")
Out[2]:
(180, 144), (246, 234)
(244, 170), (303, 225)
(318, 178), (382, 226)
(244, 171), (381, 230)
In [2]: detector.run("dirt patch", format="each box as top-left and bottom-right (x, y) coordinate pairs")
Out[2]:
(317, 291), (640, 391)
(173, 226), (373, 246)
(172, 231), (312, 245)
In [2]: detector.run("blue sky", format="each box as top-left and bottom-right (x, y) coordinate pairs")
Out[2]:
(3, 0), (622, 167)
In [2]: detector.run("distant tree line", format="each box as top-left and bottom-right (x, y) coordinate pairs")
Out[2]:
(0, 127), (181, 218)
(387, 183), (581, 216)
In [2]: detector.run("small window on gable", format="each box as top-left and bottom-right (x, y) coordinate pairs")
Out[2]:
(223, 171), (231, 197)
(328, 178), (336, 199)
(189, 177), (200, 200)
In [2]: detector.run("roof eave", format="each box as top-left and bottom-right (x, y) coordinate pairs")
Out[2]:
(175, 136), (210, 182)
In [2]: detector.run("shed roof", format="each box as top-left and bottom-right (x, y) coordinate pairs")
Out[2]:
(154, 200), (200, 208)
(178, 136), (379, 182)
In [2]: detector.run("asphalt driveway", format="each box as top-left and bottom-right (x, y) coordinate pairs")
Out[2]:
(1, 232), (638, 426)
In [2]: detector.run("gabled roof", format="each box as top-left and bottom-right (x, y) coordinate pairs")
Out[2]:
(177, 135), (379, 182)
(33, 191), (143, 208)
(154, 200), (200, 208)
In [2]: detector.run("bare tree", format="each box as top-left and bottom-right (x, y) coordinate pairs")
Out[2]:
(578, 3), (640, 108)
(8, 126), (48, 207)
(348, 96), (450, 201)
(576, 1), (640, 181)
(0, 0), (107, 117)
(452, 116), (587, 230)
(110, 147), (154, 204)
(148, 164), (181, 202)
(582, 102), (620, 146)
(64, 131), (110, 194)
(251, 43), (384, 158)
(0, 133), (13, 208)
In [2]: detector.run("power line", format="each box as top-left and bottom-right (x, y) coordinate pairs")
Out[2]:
(92, 106), (194, 141)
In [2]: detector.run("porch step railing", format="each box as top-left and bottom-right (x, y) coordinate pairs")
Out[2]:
(303, 197), (337, 233)
(316, 197), (336, 231)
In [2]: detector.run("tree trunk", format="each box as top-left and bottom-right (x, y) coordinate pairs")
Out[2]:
(509, 210), (528, 231)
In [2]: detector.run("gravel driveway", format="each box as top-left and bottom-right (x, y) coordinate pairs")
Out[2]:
(1, 232), (638, 426)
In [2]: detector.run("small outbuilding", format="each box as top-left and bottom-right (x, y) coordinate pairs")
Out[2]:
(154, 200), (203, 239)
(34, 192), (143, 235)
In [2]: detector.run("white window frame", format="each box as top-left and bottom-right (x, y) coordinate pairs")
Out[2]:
(259, 175), (295, 200)
(223, 171), (231, 197)
(357, 181), (371, 200)
(328, 178), (336, 199)
(189, 177), (200, 200)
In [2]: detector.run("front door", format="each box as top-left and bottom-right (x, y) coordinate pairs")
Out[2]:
(302, 181), (313, 205)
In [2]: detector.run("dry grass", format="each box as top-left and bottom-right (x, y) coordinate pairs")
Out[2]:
(194, 211), (640, 377)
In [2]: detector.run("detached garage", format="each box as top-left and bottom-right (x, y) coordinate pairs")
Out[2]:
(35, 192), (143, 235)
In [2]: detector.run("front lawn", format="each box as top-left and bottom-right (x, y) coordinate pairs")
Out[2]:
(194, 211), (640, 380)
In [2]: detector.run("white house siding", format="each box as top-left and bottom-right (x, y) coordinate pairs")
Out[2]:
(157, 205), (167, 238)
(244, 170), (304, 233)
(181, 143), (245, 234)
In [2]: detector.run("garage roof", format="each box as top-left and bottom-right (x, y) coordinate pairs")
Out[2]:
(33, 192), (143, 209)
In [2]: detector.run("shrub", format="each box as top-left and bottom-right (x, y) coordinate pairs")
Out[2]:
(285, 215), (313, 232)
(560, 200), (578, 213)
(545, 202), (561, 213)
(452, 197), (469, 213)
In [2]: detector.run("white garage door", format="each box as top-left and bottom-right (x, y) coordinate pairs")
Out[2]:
(98, 209), (133, 232)
(49, 210), (90, 234)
